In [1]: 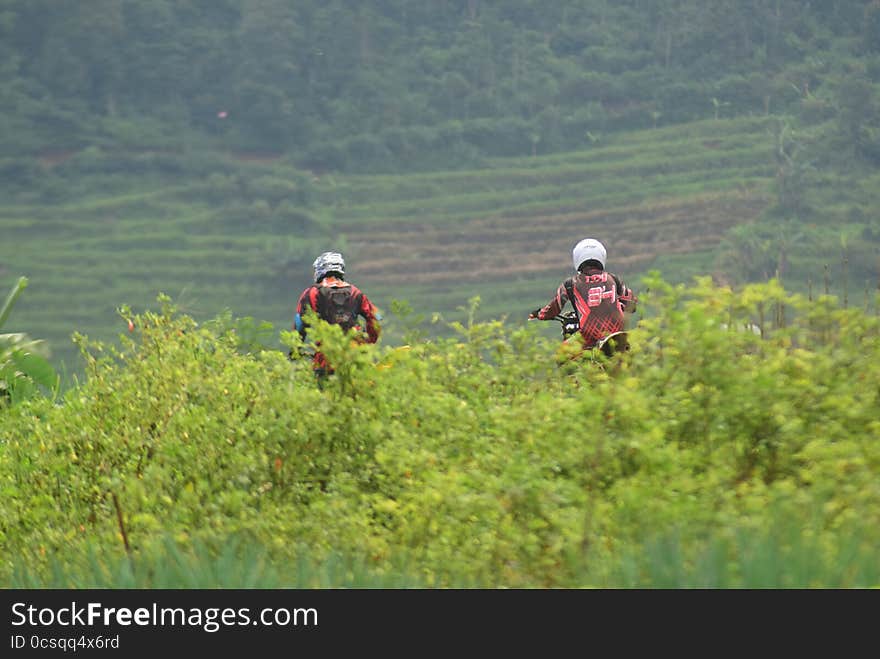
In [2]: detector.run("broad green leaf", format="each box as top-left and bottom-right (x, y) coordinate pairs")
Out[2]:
(0, 276), (27, 330)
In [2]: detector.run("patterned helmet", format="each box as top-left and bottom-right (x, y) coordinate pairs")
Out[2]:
(313, 251), (346, 282)
(572, 238), (607, 271)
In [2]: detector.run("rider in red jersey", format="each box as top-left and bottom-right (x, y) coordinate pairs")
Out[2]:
(529, 238), (637, 350)
(294, 251), (381, 376)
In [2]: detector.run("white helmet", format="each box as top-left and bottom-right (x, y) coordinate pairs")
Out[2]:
(313, 251), (345, 282)
(572, 238), (607, 271)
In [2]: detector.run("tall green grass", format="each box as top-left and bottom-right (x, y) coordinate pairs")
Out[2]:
(8, 520), (875, 589)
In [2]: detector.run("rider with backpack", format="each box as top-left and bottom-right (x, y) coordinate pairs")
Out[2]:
(293, 251), (381, 376)
(529, 238), (637, 353)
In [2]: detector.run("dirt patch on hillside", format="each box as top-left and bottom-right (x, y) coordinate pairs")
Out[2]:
(338, 190), (771, 287)
(37, 150), (77, 167)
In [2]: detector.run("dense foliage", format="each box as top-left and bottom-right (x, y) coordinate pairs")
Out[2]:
(0, 276), (58, 405)
(2, 2), (879, 587)
(3, 1), (880, 379)
(3, 1), (880, 171)
(2, 279), (878, 587)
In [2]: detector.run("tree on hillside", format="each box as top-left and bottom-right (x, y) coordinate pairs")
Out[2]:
(834, 74), (880, 162)
(0, 0), (876, 167)
(233, 0), (308, 149)
(867, 1), (880, 53)
(772, 119), (814, 217)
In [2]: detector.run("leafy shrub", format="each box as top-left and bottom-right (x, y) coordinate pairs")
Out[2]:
(299, 142), (348, 173)
(205, 173), (243, 202)
(0, 277), (59, 407)
(245, 176), (303, 205)
(343, 135), (393, 172)
(0, 158), (42, 188)
(1, 279), (878, 587)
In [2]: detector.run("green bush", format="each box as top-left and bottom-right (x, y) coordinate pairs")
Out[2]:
(0, 277), (59, 407)
(1, 279), (878, 587)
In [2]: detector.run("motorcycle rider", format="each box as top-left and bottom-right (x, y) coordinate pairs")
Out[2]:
(529, 238), (637, 352)
(293, 251), (381, 377)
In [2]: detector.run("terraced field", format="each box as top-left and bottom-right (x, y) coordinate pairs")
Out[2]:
(343, 190), (769, 285)
(1, 117), (777, 377)
(329, 117), (776, 318)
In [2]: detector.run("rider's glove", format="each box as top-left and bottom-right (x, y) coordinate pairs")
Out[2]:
(529, 308), (542, 319)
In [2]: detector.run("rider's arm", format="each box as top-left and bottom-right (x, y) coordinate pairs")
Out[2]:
(358, 291), (382, 343)
(294, 287), (316, 339)
(617, 277), (637, 313)
(531, 282), (568, 320)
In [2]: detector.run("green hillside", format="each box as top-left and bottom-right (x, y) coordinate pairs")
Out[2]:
(3, 1), (880, 379)
(1, 115), (783, 379)
(2, 1), (880, 593)
(5, 112), (880, 381)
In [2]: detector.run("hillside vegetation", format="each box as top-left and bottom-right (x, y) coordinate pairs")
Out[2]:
(3, 1), (879, 167)
(1, 1), (880, 588)
(2, 0), (880, 378)
(2, 116), (785, 376)
(4, 111), (879, 380)
(2, 278), (878, 587)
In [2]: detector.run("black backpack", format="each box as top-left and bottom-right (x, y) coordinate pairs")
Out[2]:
(315, 284), (359, 331)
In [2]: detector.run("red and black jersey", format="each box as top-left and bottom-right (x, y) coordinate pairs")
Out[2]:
(294, 276), (381, 373)
(536, 267), (637, 347)
(295, 276), (381, 344)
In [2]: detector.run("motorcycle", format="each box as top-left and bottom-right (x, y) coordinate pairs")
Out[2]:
(544, 311), (630, 358)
